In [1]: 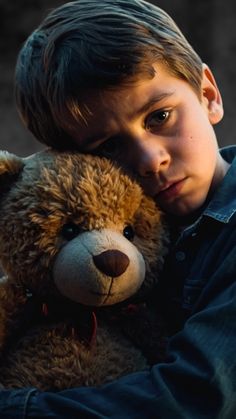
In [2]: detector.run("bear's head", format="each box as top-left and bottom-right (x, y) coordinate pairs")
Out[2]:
(0, 149), (168, 307)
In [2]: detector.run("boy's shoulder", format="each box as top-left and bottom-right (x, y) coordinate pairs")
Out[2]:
(220, 145), (236, 166)
(204, 145), (236, 223)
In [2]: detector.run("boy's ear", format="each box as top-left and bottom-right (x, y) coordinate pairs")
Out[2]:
(201, 64), (224, 125)
(0, 151), (25, 197)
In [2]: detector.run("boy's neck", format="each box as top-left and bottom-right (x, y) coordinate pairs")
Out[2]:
(168, 157), (231, 230)
(167, 209), (202, 230)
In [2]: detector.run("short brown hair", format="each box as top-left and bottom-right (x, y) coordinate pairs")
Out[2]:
(15, 0), (203, 149)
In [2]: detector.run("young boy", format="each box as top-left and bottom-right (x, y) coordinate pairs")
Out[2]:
(1, 0), (236, 417)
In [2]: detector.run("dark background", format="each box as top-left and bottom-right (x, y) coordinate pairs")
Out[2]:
(1, 0), (236, 156)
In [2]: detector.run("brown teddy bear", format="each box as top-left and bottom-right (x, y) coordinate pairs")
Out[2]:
(0, 149), (168, 391)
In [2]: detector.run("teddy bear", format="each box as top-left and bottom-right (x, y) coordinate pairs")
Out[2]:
(0, 148), (169, 390)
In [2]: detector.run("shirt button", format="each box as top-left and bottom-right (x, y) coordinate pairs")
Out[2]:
(184, 296), (192, 304)
(175, 251), (186, 261)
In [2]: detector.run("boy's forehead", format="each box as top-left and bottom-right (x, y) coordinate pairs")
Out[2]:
(86, 63), (173, 107)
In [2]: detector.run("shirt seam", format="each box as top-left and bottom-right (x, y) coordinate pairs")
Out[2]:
(23, 388), (38, 419)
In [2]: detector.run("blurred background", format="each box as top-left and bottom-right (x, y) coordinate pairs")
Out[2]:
(0, 0), (236, 157)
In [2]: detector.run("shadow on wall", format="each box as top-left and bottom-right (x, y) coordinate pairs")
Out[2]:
(0, 0), (235, 157)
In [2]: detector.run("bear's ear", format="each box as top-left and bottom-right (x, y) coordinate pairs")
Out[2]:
(0, 151), (25, 197)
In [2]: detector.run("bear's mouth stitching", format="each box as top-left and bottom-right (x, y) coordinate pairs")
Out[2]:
(90, 291), (114, 297)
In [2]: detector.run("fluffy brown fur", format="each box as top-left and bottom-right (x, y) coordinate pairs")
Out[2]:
(0, 149), (168, 390)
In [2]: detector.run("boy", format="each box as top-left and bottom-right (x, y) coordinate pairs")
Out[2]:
(1, 0), (236, 417)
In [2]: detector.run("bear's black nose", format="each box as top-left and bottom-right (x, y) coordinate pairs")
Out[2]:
(93, 250), (130, 277)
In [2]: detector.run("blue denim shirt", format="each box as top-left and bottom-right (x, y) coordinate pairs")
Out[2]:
(1, 146), (236, 419)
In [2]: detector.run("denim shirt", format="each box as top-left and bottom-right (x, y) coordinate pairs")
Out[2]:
(1, 146), (236, 419)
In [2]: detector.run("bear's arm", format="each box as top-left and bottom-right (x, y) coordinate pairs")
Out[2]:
(0, 278), (28, 350)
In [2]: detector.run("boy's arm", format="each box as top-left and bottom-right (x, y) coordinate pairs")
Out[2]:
(1, 247), (236, 419)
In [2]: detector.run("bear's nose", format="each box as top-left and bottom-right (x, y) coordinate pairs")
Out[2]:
(93, 250), (130, 277)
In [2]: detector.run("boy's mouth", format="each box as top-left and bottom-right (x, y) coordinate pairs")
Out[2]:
(156, 178), (186, 201)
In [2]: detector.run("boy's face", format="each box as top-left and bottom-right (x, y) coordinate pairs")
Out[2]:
(72, 63), (227, 216)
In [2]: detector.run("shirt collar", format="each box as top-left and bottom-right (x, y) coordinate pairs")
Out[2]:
(203, 146), (236, 223)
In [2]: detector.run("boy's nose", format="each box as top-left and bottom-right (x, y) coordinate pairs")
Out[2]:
(133, 142), (170, 178)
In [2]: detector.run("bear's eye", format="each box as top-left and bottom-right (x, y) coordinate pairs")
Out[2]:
(61, 222), (81, 241)
(123, 225), (135, 241)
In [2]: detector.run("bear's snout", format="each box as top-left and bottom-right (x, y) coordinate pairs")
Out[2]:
(93, 250), (130, 277)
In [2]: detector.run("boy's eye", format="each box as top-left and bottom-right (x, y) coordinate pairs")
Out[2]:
(145, 110), (170, 132)
(97, 136), (121, 158)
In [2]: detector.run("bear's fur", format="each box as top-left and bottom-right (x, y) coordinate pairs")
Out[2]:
(0, 149), (168, 390)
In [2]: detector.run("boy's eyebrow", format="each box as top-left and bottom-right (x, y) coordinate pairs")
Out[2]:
(79, 133), (108, 149)
(133, 91), (175, 117)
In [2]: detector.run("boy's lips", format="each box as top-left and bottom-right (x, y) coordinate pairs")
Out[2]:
(156, 178), (186, 201)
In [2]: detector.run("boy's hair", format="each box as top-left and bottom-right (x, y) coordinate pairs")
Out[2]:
(15, 0), (203, 149)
